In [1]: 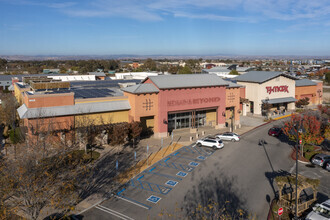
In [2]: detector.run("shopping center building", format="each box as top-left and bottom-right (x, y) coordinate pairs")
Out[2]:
(16, 74), (243, 138)
(234, 71), (323, 115)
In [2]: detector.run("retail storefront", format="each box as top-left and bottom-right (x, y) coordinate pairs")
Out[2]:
(234, 71), (297, 115)
(123, 74), (229, 137)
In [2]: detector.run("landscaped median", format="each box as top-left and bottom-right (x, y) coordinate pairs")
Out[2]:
(115, 142), (184, 184)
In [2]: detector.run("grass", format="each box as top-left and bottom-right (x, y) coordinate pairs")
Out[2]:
(71, 150), (100, 162)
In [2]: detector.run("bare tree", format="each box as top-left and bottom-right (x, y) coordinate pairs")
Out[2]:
(0, 139), (85, 220)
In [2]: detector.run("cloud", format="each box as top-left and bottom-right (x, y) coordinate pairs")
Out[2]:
(2, 0), (330, 24)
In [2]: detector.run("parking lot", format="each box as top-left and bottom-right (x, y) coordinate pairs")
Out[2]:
(81, 144), (216, 219)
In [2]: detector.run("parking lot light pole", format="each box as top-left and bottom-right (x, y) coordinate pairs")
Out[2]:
(294, 122), (303, 220)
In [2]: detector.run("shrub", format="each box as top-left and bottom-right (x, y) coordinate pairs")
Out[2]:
(9, 128), (22, 144)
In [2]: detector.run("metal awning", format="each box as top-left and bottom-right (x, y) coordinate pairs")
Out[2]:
(262, 97), (297, 104)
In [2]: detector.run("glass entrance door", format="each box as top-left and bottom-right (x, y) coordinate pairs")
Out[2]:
(168, 110), (207, 132)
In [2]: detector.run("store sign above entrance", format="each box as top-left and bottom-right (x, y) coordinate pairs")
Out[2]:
(167, 97), (220, 106)
(266, 86), (289, 95)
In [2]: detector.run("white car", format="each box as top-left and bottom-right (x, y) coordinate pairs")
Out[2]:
(215, 132), (240, 142)
(196, 138), (224, 150)
(306, 199), (330, 220)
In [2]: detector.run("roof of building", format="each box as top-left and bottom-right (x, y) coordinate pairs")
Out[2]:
(202, 67), (231, 73)
(144, 74), (229, 89)
(262, 97), (297, 104)
(223, 79), (244, 88)
(295, 79), (317, 87)
(234, 71), (297, 83)
(88, 72), (106, 77)
(17, 100), (131, 119)
(121, 83), (159, 94)
(0, 74), (67, 82)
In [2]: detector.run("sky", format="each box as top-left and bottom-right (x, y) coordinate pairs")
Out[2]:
(0, 0), (330, 56)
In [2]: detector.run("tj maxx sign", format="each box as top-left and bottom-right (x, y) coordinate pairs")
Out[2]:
(266, 86), (289, 95)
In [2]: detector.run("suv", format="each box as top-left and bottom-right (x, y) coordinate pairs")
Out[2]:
(311, 154), (330, 167)
(196, 138), (224, 150)
(306, 199), (330, 220)
(215, 132), (240, 142)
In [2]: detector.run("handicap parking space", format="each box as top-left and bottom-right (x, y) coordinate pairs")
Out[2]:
(82, 145), (217, 219)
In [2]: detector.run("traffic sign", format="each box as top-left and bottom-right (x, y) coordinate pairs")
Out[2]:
(278, 207), (283, 216)
(299, 140), (302, 145)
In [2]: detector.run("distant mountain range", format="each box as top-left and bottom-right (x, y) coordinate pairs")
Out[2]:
(1, 54), (330, 61)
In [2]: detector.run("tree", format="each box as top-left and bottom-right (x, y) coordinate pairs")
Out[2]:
(0, 140), (84, 220)
(229, 70), (239, 75)
(168, 65), (179, 74)
(141, 58), (157, 71)
(295, 97), (310, 108)
(325, 72), (330, 84)
(128, 121), (142, 148)
(0, 58), (7, 70)
(185, 59), (201, 73)
(0, 93), (19, 135)
(262, 102), (272, 117)
(178, 66), (192, 74)
(282, 113), (324, 145)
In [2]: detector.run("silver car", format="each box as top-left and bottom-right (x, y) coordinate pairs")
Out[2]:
(326, 162), (330, 172)
(306, 199), (330, 220)
(215, 132), (240, 142)
(311, 154), (330, 167)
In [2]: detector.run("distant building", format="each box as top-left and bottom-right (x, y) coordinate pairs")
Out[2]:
(88, 72), (106, 80)
(43, 69), (60, 74)
(112, 72), (161, 80)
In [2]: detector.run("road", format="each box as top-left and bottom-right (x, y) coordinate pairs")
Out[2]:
(79, 121), (328, 219)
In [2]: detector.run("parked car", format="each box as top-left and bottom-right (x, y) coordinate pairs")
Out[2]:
(215, 132), (240, 142)
(268, 127), (282, 137)
(311, 154), (330, 167)
(325, 162), (330, 172)
(196, 138), (224, 150)
(306, 199), (330, 220)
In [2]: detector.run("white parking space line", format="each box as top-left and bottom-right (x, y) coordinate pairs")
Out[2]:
(114, 195), (150, 210)
(96, 205), (135, 220)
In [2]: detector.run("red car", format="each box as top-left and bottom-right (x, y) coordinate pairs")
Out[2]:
(268, 127), (282, 137)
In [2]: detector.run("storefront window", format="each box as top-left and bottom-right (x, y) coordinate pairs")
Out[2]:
(168, 110), (208, 132)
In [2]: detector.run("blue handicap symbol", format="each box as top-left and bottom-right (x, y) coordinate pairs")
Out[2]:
(189, 161), (199, 167)
(147, 195), (161, 203)
(165, 180), (178, 187)
(197, 156), (206, 160)
(176, 171), (188, 177)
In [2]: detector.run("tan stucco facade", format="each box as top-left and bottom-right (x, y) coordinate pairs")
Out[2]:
(238, 76), (296, 115)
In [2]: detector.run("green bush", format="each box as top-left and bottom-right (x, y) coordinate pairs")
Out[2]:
(304, 151), (317, 161)
(9, 128), (21, 144)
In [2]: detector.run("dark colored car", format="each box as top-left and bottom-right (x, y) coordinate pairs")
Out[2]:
(268, 127), (282, 137)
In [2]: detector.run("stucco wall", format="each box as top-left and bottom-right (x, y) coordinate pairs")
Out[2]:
(295, 86), (316, 105)
(226, 87), (241, 122)
(238, 76), (296, 114)
(124, 91), (159, 132)
(75, 110), (129, 126)
(157, 86), (226, 135)
(24, 92), (75, 108)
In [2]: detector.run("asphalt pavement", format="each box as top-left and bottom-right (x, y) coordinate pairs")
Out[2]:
(78, 120), (329, 219)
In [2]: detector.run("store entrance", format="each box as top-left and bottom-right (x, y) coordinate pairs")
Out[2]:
(167, 110), (207, 133)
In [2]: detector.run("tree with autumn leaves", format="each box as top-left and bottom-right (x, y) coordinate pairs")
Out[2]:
(282, 111), (327, 146)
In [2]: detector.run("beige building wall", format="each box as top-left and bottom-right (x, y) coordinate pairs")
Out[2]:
(239, 76), (296, 115)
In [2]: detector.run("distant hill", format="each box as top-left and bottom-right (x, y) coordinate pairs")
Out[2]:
(1, 54), (330, 61)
